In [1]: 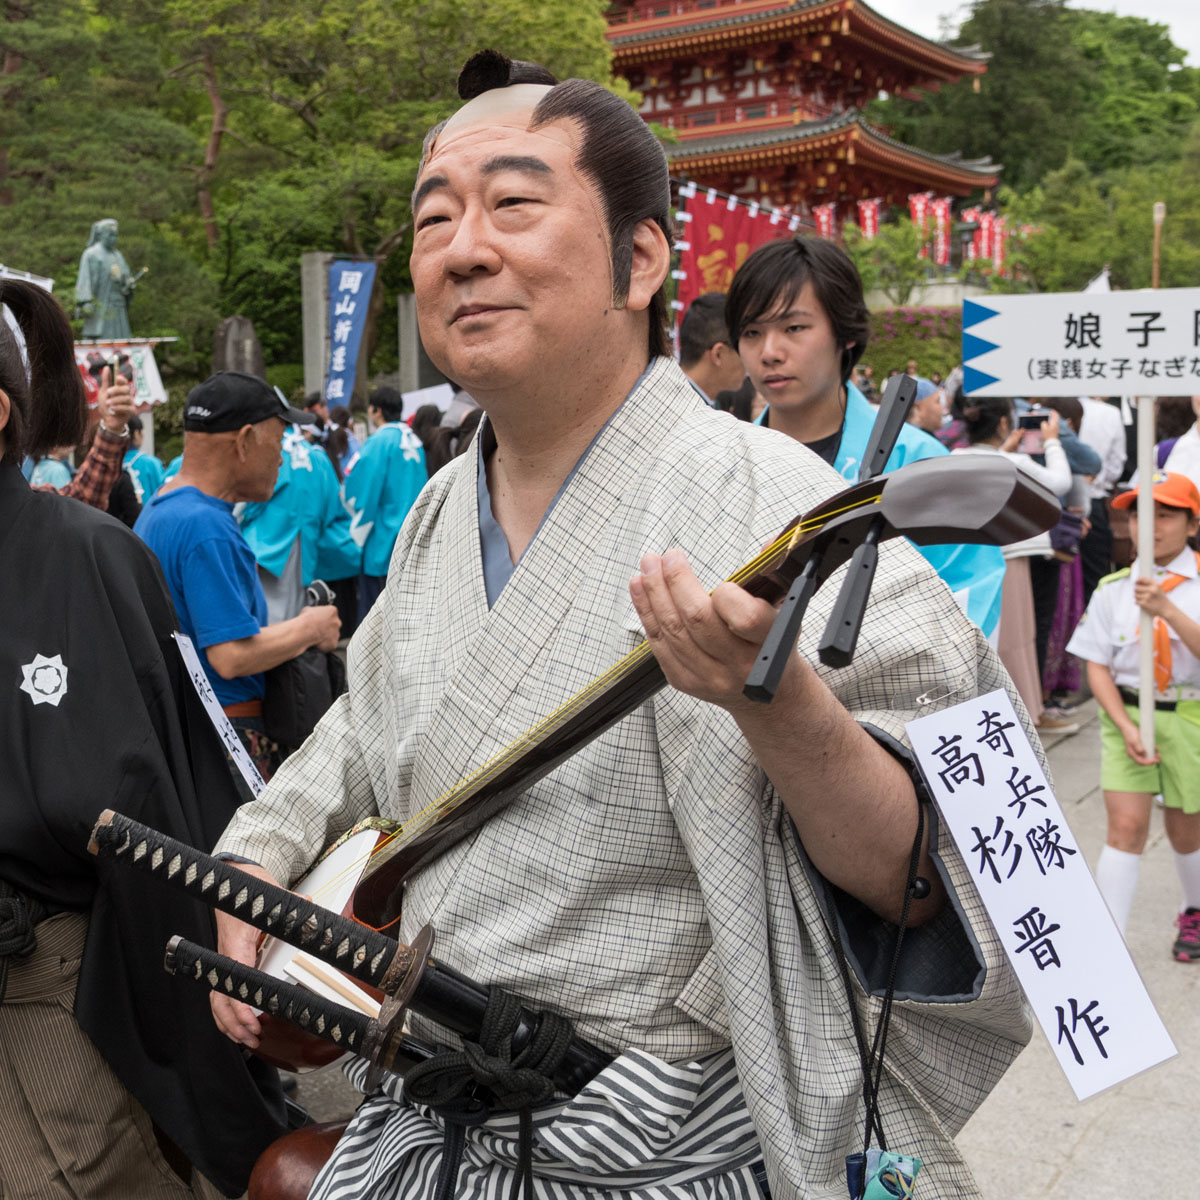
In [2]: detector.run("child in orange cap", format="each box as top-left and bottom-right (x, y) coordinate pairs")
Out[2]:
(1067, 471), (1200, 959)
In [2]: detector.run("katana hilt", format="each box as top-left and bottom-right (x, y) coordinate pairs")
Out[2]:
(164, 935), (434, 1079)
(92, 811), (615, 1095)
(89, 809), (414, 993)
(166, 934), (372, 1052)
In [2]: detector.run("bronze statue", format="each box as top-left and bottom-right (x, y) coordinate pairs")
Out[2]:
(74, 219), (145, 339)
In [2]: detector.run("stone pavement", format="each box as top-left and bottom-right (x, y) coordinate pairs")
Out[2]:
(295, 698), (1198, 1195)
(957, 697), (1198, 1198)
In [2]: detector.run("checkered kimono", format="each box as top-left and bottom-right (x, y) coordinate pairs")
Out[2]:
(218, 356), (1034, 1198)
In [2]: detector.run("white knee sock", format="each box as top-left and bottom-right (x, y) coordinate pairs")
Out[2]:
(1096, 846), (1140, 933)
(1172, 847), (1200, 912)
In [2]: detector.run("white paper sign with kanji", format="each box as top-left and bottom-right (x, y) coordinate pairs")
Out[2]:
(962, 287), (1200, 397)
(174, 632), (265, 798)
(908, 688), (1175, 1100)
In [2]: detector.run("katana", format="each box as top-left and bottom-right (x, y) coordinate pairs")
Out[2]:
(90, 809), (611, 1095)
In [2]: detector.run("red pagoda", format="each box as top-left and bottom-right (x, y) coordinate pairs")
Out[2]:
(606, 0), (1000, 217)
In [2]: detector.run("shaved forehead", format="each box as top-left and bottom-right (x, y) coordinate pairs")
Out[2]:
(427, 83), (554, 160)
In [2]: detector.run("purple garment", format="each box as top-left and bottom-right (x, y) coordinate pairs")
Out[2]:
(1157, 437), (1179, 469)
(1043, 555), (1085, 693)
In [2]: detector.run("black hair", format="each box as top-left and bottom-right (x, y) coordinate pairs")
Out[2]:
(128, 413), (144, 434)
(421, 51), (673, 359)
(679, 293), (730, 368)
(0, 279), (88, 466)
(950, 386), (1012, 445)
(411, 403), (444, 448)
(725, 237), (870, 386)
(368, 386), (405, 423)
(1041, 396), (1083, 435)
(714, 376), (757, 422)
(328, 405), (353, 428)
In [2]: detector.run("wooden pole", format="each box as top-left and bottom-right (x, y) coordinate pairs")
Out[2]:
(1151, 201), (1165, 289)
(1137, 397), (1156, 754)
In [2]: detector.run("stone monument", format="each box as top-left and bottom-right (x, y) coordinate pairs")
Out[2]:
(212, 315), (266, 378)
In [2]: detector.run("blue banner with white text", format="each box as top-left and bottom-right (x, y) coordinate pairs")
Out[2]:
(324, 260), (376, 404)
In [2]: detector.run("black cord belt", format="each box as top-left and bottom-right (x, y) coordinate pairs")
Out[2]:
(1118, 687), (1179, 712)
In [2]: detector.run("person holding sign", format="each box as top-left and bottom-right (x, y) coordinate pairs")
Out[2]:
(1066, 471), (1200, 958)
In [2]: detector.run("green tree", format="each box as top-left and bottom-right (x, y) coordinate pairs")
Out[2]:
(844, 216), (931, 306)
(870, 0), (1198, 192)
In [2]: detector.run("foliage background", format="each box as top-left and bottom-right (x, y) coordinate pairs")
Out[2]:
(3, 0), (1198, 443)
(861, 308), (962, 380)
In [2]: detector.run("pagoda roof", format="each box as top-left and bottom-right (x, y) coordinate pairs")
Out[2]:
(667, 109), (1000, 193)
(608, 0), (989, 88)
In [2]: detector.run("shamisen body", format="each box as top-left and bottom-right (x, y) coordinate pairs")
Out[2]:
(210, 50), (1034, 1199)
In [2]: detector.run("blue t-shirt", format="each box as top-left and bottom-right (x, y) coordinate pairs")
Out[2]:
(134, 486), (268, 705)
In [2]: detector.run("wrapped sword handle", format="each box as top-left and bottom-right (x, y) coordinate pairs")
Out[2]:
(165, 935), (372, 1054)
(90, 809), (416, 992)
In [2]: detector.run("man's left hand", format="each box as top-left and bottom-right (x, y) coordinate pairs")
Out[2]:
(630, 548), (785, 711)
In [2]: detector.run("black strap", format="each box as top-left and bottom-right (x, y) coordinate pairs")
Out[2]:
(822, 796), (928, 1181)
(402, 986), (576, 1200)
(0, 881), (46, 1004)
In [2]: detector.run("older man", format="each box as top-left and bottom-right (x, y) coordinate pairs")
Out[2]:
(210, 52), (1031, 1199)
(135, 372), (340, 774)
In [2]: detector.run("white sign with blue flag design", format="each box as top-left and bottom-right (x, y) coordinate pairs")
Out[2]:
(324, 260), (377, 404)
(962, 288), (1200, 397)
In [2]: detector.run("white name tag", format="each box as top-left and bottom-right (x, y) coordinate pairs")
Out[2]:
(908, 688), (1175, 1099)
(174, 632), (265, 798)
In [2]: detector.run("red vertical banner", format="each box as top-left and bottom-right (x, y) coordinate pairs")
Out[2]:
(855, 198), (879, 239)
(960, 206), (981, 261)
(993, 215), (1008, 277)
(674, 189), (792, 320)
(811, 203), (836, 239)
(977, 211), (995, 262)
(908, 191), (932, 258)
(931, 197), (953, 267)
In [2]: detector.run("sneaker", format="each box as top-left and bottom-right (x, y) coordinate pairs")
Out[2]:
(1173, 908), (1200, 962)
(1035, 712), (1080, 734)
(1045, 702), (1078, 719)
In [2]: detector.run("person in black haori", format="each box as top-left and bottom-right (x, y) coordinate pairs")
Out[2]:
(0, 278), (285, 1199)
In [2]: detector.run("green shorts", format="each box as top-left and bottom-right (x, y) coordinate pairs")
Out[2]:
(1100, 702), (1200, 812)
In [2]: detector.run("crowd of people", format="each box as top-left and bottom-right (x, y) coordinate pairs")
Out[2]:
(1, 44), (1194, 1200)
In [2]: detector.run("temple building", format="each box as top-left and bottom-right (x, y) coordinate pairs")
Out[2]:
(606, 0), (1000, 217)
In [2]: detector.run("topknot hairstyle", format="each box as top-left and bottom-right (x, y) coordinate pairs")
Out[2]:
(457, 49), (558, 97)
(418, 50), (673, 359)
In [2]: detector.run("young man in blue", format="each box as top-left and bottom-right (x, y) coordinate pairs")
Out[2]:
(122, 413), (165, 502)
(342, 385), (427, 622)
(728, 237), (1006, 638)
(134, 372), (341, 773)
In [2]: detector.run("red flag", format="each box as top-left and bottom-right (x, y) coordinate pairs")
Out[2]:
(908, 192), (932, 258)
(675, 190), (789, 321)
(960, 207), (981, 261)
(993, 215), (1008, 277)
(811, 203), (836, 239)
(856, 198), (880, 239)
(978, 211), (995, 262)
(931, 197), (953, 267)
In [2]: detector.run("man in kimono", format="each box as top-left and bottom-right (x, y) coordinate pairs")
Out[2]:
(210, 51), (1032, 1199)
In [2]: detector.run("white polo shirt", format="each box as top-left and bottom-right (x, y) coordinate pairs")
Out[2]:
(1067, 547), (1200, 699)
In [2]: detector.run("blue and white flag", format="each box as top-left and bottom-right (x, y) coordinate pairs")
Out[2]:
(324, 260), (376, 405)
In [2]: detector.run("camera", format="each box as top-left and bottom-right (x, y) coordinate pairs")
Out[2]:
(304, 580), (336, 607)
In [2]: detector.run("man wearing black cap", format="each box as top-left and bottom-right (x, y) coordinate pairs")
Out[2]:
(135, 372), (341, 775)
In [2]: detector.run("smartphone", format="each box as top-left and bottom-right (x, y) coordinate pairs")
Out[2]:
(1017, 409), (1049, 454)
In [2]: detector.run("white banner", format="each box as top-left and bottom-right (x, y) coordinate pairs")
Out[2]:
(963, 288), (1200, 397)
(908, 688), (1175, 1100)
(174, 633), (265, 798)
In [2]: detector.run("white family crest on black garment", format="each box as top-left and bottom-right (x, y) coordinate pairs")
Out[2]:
(20, 652), (69, 706)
